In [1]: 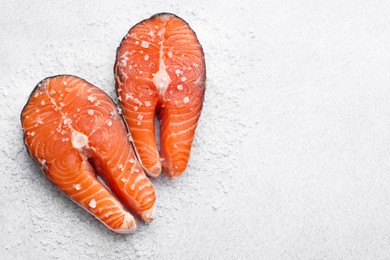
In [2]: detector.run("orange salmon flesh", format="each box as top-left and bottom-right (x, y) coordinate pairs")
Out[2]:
(115, 13), (206, 178)
(21, 75), (156, 233)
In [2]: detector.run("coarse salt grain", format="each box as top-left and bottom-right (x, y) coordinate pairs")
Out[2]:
(89, 199), (96, 208)
(73, 184), (81, 190)
(141, 41), (149, 48)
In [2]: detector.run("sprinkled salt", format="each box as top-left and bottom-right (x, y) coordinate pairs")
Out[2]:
(168, 51), (173, 58)
(87, 110), (94, 115)
(141, 41), (150, 48)
(121, 178), (126, 183)
(106, 119), (112, 126)
(130, 184), (135, 190)
(89, 199), (96, 208)
(63, 81), (67, 85)
(181, 76), (187, 82)
(87, 96), (97, 103)
(41, 159), (46, 166)
(77, 108), (81, 112)
(129, 158), (135, 164)
(40, 100), (45, 105)
(30, 132), (35, 136)
(145, 101), (151, 107)
(118, 164), (123, 169)
(65, 87), (71, 92)
(135, 169), (139, 173)
(135, 41), (139, 44)
(73, 184), (81, 190)
(144, 55), (149, 61)
(148, 30), (154, 37)
(175, 69), (182, 76)
(137, 115), (144, 120)
(177, 84), (183, 90)
(134, 106), (139, 111)
(36, 108), (40, 113)
(183, 96), (190, 103)
(59, 102), (65, 107)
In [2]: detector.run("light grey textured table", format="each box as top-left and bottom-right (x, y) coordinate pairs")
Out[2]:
(1, 1), (390, 259)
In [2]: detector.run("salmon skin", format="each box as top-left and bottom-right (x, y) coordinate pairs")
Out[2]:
(115, 13), (206, 178)
(21, 75), (156, 233)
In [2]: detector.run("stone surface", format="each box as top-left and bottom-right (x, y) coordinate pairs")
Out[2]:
(1, 0), (390, 259)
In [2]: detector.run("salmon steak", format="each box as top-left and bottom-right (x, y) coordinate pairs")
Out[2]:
(115, 13), (206, 178)
(21, 75), (156, 233)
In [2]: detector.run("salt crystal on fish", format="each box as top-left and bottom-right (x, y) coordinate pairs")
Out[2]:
(89, 199), (96, 208)
(141, 41), (149, 48)
(73, 184), (81, 190)
(87, 96), (97, 103)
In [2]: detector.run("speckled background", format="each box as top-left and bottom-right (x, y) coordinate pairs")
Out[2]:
(2, 0), (390, 259)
